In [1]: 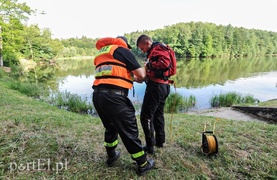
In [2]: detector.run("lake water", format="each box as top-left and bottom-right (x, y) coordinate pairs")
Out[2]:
(54, 57), (277, 110)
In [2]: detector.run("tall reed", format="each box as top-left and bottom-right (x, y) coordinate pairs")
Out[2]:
(165, 92), (196, 113)
(210, 92), (257, 107)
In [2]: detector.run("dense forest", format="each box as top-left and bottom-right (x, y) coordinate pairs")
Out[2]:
(128, 22), (277, 59)
(1, 0), (277, 68)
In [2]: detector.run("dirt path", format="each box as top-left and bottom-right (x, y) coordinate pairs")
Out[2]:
(186, 107), (265, 123)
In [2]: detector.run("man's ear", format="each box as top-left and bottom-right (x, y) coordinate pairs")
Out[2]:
(146, 40), (150, 47)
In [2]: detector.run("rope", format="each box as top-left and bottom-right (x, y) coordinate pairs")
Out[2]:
(206, 135), (217, 154)
(169, 81), (177, 140)
(213, 119), (218, 134)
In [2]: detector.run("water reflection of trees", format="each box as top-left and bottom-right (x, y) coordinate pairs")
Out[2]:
(174, 56), (277, 88)
(45, 58), (94, 92)
(55, 58), (95, 77)
(52, 57), (277, 90)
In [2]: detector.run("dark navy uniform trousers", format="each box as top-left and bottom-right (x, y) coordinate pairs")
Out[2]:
(140, 81), (170, 147)
(93, 89), (146, 164)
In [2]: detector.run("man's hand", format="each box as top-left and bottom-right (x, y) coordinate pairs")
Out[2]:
(133, 75), (144, 83)
(133, 74), (149, 83)
(144, 63), (148, 71)
(132, 67), (146, 83)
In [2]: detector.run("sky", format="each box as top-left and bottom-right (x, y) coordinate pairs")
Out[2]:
(19, 0), (277, 39)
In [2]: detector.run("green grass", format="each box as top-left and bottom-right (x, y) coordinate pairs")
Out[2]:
(210, 92), (257, 107)
(258, 99), (277, 107)
(48, 91), (94, 114)
(0, 81), (276, 179)
(7, 80), (42, 98)
(1, 76), (94, 115)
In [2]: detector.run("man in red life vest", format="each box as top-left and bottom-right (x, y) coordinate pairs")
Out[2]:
(92, 36), (154, 175)
(136, 35), (172, 154)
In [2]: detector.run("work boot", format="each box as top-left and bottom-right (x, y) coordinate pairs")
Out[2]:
(156, 143), (164, 148)
(107, 150), (120, 167)
(143, 146), (154, 154)
(136, 159), (155, 176)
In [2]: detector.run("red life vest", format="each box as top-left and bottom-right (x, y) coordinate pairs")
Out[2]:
(147, 43), (177, 84)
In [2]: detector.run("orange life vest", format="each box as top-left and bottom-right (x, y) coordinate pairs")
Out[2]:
(93, 37), (133, 89)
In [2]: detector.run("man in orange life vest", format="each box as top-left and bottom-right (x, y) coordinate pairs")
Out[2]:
(92, 36), (154, 175)
(136, 34), (171, 154)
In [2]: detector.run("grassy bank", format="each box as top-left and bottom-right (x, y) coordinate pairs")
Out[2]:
(258, 99), (277, 107)
(0, 82), (276, 179)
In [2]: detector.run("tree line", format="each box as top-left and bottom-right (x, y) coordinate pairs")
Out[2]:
(1, 0), (277, 68)
(128, 22), (277, 58)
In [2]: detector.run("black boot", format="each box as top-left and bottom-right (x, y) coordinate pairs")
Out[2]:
(143, 146), (155, 154)
(136, 159), (155, 176)
(155, 143), (164, 148)
(107, 150), (120, 167)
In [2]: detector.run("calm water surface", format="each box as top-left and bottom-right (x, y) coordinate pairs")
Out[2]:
(55, 57), (277, 110)
(58, 71), (277, 110)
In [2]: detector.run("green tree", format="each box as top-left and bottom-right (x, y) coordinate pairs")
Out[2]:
(0, 0), (35, 66)
(1, 17), (24, 66)
(22, 25), (54, 61)
(0, 0), (34, 20)
(224, 24), (234, 55)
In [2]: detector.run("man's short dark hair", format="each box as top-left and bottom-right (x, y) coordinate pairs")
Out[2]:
(136, 35), (151, 47)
